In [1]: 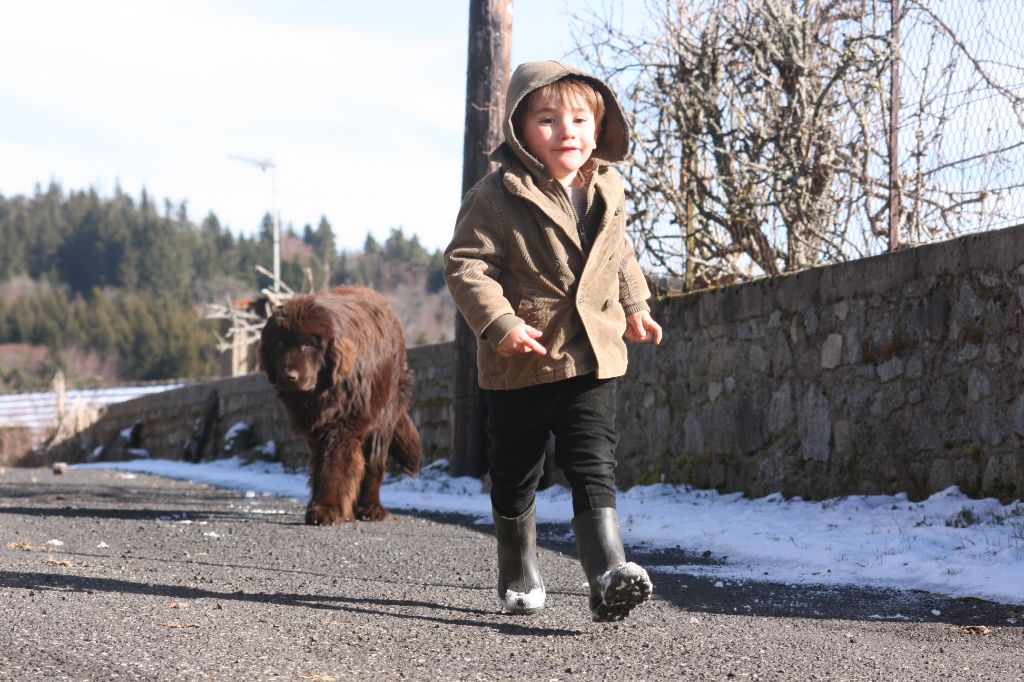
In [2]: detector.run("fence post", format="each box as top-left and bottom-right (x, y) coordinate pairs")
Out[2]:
(889, 0), (902, 250)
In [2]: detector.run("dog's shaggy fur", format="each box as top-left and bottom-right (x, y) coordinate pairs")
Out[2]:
(258, 286), (421, 524)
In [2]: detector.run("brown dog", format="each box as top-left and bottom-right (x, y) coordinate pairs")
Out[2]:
(258, 285), (421, 524)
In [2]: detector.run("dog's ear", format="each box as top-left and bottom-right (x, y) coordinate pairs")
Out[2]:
(258, 316), (280, 383)
(327, 335), (357, 384)
(257, 339), (277, 383)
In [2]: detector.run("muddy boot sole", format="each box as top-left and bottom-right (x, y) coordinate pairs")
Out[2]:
(591, 562), (652, 622)
(498, 585), (546, 615)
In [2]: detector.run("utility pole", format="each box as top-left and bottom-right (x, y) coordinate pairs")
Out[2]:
(231, 155), (282, 294)
(452, 0), (512, 477)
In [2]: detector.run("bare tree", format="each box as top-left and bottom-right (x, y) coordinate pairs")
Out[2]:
(572, 0), (1024, 288)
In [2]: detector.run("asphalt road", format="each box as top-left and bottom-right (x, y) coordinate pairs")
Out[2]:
(1, 466), (1021, 681)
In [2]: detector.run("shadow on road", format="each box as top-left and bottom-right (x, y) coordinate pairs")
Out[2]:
(402, 510), (1022, 629)
(2, 570), (583, 637)
(2, 472), (1018, 629)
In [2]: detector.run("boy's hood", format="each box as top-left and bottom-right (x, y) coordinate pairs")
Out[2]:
(490, 60), (629, 178)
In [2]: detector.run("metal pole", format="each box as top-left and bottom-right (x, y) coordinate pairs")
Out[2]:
(270, 166), (281, 294)
(889, 0), (901, 250)
(230, 155), (281, 294)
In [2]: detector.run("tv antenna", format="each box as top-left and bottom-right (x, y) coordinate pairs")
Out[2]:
(230, 155), (281, 294)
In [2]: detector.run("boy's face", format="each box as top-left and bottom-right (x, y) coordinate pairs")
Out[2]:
(520, 91), (598, 186)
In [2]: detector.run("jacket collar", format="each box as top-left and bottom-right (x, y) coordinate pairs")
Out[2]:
(497, 147), (619, 256)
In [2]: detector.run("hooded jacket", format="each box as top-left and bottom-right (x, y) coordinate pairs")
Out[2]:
(444, 60), (651, 391)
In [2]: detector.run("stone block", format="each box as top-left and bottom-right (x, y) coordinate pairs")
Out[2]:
(902, 276), (936, 300)
(929, 384), (952, 414)
(967, 367), (991, 403)
(774, 268), (822, 312)
(974, 404), (1009, 447)
(831, 419), (854, 464)
(916, 235), (966, 279)
(851, 249), (912, 297)
(798, 384), (831, 463)
(707, 381), (723, 402)
(719, 281), (769, 322)
(877, 357), (904, 383)
(749, 344), (769, 373)
(735, 391), (767, 454)
(967, 227), (1024, 271)
(820, 333), (843, 369)
(905, 354), (924, 380)
(803, 306), (821, 336)
(1013, 393), (1024, 438)
(767, 383), (794, 435)
(683, 411), (704, 454)
(842, 324), (863, 365)
(870, 384), (907, 417)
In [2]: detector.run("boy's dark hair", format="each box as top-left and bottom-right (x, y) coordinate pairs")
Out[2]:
(512, 76), (606, 143)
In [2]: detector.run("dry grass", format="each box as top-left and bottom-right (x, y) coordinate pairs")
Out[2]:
(958, 625), (993, 635)
(6, 540), (50, 552)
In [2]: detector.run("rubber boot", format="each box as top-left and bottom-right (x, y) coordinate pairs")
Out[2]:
(493, 499), (546, 614)
(572, 507), (652, 622)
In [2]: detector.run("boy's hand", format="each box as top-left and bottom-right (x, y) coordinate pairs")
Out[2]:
(625, 311), (663, 345)
(497, 324), (547, 357)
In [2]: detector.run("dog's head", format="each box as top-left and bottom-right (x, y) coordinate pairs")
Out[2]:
(258, 296), (356, 393)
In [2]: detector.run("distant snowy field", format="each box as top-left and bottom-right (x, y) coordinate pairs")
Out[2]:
(75, 457), (1024, 610)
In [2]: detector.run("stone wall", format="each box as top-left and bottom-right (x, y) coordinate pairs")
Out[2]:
(46, 343), (454, 473)
(616, 225), (1024, 501)
(39, 223), (1024, 502)
(0, 426), (38, 467)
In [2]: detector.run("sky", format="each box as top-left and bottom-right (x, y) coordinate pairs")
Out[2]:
(76, 454), (1024, 610)
(0, 0), (617, 254)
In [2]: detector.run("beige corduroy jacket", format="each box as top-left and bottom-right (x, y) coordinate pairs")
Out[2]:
(444, 60), (651, 391)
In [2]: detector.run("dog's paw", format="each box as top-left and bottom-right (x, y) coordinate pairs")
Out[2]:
(355, 504), (388, 522)
(305, 504), (352, 526)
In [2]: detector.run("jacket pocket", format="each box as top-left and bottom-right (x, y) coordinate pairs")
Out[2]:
(516, 292), (559, 332)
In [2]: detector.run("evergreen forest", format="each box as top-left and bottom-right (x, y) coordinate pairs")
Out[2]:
(0, 183), (453, 392)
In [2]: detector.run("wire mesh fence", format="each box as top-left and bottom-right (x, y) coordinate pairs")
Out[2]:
(897, 0), (1024, 247)
(570, 0), (1024, 288)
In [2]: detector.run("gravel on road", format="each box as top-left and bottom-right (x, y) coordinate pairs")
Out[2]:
(1, 466), (1021, 681)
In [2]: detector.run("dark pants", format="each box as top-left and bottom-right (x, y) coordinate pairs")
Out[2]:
(485, 374), (619, 518)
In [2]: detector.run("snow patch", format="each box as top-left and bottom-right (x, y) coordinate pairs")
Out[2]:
(73, 459), (1024, 605)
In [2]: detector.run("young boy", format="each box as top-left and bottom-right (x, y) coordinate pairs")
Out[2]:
(444, 61), (662, 622)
